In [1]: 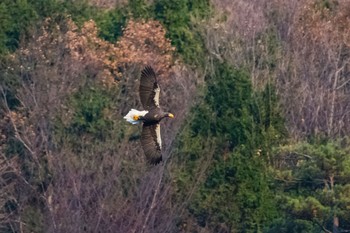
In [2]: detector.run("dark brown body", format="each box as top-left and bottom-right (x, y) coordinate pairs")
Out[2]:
(140, 109), (169, 124)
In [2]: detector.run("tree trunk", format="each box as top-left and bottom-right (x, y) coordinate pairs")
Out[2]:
(333, 216), (339, 233)
(330, 175), (339, 233)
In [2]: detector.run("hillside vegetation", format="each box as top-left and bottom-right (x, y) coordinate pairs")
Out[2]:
(1, 0), (350, 232)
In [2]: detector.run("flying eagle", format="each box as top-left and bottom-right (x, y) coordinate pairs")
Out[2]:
(124, 66), (174, 164)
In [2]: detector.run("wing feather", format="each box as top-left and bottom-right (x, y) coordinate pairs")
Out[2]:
(141, 123), (162, 164)
(139, 66), (160, 110)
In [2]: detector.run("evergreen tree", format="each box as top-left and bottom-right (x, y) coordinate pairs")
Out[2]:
(174, 61), (284, 232)
(269, 140), (350, 232)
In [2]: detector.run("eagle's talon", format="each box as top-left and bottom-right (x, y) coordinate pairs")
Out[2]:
(133, 115), (139, 121)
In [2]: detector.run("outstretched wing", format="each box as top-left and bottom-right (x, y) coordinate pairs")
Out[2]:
(139, 66), (160, 110)
(141, 123), (162, 164)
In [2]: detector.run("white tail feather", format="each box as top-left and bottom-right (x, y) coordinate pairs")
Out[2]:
(124, 109), (148, 124)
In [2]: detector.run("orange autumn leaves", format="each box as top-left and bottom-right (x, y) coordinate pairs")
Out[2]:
(117, 19), (175, 75)
(66, 17), (175, 86)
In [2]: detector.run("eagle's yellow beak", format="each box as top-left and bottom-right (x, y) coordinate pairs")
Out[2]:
(168, 113), (174, 118)
(133, 115), (139, 120)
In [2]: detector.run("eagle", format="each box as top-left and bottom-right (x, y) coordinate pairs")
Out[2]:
(124, 66), (174, 164)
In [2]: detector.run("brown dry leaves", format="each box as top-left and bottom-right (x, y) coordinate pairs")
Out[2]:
(12, 16), (176, 89)
(66, 18), (175, 87)
(296, 0), (350, 48)
(66, 18), (121, 87)
(116, 19), (175, 76)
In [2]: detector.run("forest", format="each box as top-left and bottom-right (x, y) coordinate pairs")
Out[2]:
(0, 0), (350, 232)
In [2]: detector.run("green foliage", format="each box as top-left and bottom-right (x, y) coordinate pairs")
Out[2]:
(190, 147), (277, 232)
(60, 0), (98, 25)
(200, 63), (254, 148)
(0, 0), (36, 53)
(193, 62), (285, 150)
(270, 139), (350, 232)
(0, 0), (99, 55)
(154, 0), (211, 65)
(253, 84), (287, 164)
(127, 0), (153, 19)
(316, 0), (339, 10)
(58, 84), (120, 142)
(174, 61), (285, 232)
(94, 8), (127, 42)
(0, 0), (212, 65)
(267, 218), (316, 233)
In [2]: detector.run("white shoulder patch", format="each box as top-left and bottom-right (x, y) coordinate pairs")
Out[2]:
(154, 86), (160, 107)
(155, 124), (162, 149)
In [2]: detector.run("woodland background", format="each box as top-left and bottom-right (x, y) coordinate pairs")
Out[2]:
(1, 0), (350, 232)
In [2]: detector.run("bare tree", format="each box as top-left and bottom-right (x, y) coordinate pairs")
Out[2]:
(208, 0), (350, 139)
(277, 0), (350, 138)
(0, 14), (203, 232)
